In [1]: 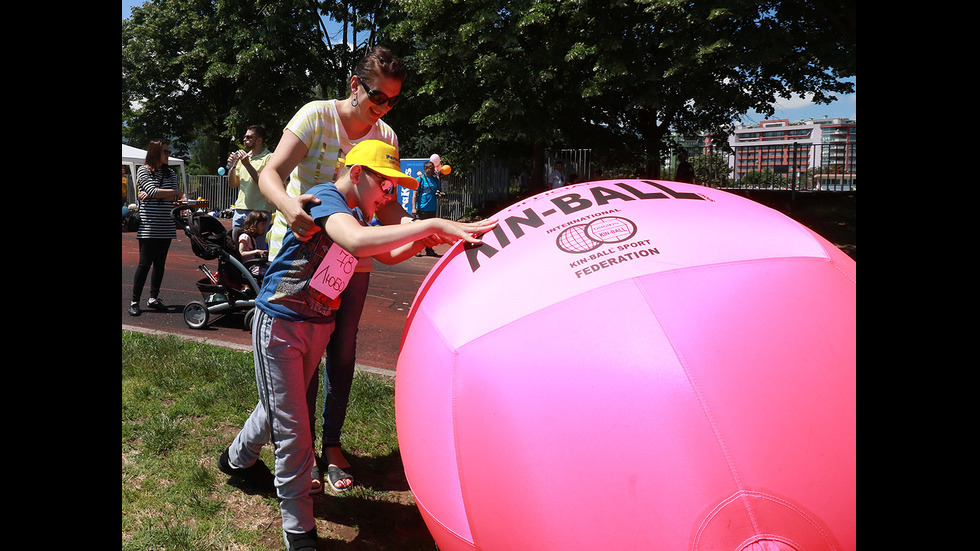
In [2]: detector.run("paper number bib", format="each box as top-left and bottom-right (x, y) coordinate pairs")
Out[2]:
(309, 242), (357, 300)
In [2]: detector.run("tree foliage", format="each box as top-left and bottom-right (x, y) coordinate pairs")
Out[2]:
(387, 0), (605, 181)
(690, 151), (732, 187)
(122, 0), (855, 183)
(389, 0), (855, 182)
(122, 0), (341, 167)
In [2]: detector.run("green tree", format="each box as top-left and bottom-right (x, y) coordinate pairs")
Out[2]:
(316, 0), (400, 72)
(550, 0), (855, 178)
(388, 0), (598, 186)
(122, 0), (342, 166)
(387, 0), (855, 184)
(691, 151), (732, 187)
(742, 169), (789, 189)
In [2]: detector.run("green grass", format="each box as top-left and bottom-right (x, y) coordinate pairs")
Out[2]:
(122, 331), (436, 550)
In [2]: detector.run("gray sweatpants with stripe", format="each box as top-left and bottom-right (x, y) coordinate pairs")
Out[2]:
(227, 308), (334, 534)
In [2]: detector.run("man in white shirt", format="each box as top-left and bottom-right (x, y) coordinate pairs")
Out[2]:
(549, 161), (566, 189)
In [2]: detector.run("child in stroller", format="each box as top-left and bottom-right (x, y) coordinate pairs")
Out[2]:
(236, 210), (270, 278)
(172, 204), (266, 329)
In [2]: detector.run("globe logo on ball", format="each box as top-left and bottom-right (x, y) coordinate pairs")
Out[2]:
(556, 216), (637, 254)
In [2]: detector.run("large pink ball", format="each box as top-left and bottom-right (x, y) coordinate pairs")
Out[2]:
(396, 180), (855, 551)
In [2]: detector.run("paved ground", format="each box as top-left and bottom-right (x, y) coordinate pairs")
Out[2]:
(122, 216), (449, 376)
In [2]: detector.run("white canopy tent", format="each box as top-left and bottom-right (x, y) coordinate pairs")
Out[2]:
(122, 143), (187, 203)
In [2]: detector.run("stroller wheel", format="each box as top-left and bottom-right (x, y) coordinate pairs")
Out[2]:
(244, 307), (256, 331)
(183, 301), (210, 329)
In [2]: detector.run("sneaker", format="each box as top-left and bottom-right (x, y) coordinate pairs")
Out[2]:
(283, 528), (318, 551)
(217, 447), (274, 491)
(128, 302), (141, 316)
(147, 298), (167, 311)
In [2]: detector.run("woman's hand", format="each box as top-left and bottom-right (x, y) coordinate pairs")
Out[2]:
(281, 193), (323, 241)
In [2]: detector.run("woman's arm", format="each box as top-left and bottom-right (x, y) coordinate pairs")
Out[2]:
(137, 168), (182, 201)
(258, 130), (323, 241)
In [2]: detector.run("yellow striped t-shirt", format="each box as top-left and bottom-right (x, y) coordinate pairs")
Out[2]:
(266, 99), (398, 263)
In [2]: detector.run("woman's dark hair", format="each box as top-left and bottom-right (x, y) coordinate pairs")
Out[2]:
(144, 140), (172, 174)
(353, 45), (406, 86)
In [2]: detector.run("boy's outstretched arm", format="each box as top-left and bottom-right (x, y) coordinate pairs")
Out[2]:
(323, 214), (498, 262)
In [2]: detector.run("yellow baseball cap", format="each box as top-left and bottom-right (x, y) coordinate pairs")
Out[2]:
(345, 140), (419, 190)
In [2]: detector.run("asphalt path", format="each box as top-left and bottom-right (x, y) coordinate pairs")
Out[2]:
(122, 217), (448, 376)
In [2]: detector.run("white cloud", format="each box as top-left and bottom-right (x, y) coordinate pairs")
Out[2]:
(773, 91), (855, 112)
(774, 92), (819, 110)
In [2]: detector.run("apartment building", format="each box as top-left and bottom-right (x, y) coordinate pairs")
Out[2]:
(725, 117), (856, 186)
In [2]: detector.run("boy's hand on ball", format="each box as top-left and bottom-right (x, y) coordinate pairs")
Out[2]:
(433, 218), (497, 244)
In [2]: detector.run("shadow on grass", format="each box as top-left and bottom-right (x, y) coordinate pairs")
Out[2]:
(312, 450), (438, 550)
(215, 449), (436, 550)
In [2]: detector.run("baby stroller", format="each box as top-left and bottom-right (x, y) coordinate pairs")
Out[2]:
(172, 204), (266, 330)
(122, 202), (140, 231)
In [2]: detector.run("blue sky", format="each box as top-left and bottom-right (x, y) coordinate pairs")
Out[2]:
(123, 0), (855, 125)
(740, 83), (856, 125)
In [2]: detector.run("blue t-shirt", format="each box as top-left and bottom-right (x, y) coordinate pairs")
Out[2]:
(416, 175), (441, 212)
(255, 183), (356, 322)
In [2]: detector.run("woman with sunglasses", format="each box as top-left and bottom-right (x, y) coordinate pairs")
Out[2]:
(257, 46), (442, 504)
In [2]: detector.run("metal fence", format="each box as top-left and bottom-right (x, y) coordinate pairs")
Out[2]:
(182, 169), (515, 221)
(435, 158), (511, 220)
(546, 149), (593, 183)
(666, 142), (856, 192)
(176, 141), (853, 221)
(438, 151), (594, 220)
(186, 175), (238, 212)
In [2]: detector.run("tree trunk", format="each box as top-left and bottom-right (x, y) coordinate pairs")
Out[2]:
(639, 109), (672, 179)
(531, 141), (547, 193)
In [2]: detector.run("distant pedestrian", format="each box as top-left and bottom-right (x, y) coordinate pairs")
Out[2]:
(129, 140), (182, 316)
(227, 125), (274, 246)
(122, 166), (129, 207)
(674, 151), (694, 184)
(413, 161), (443, 256)
(549, 161), (566, 189)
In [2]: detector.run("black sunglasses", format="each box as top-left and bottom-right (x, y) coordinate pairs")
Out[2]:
(357, 76), (402, 108)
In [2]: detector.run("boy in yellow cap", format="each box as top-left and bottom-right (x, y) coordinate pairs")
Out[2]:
(218, 139), (496, 549)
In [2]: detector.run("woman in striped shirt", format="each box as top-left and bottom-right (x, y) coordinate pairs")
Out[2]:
(129, 140), (182, 316)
